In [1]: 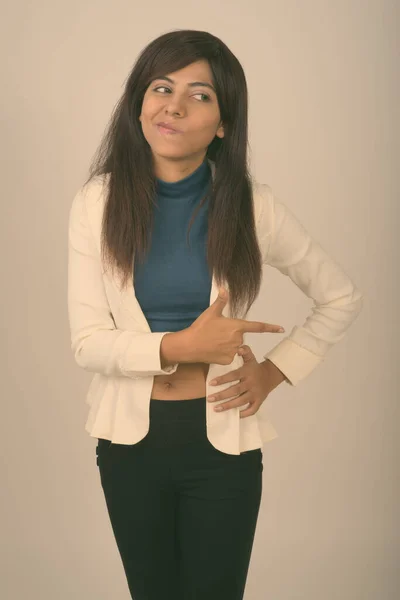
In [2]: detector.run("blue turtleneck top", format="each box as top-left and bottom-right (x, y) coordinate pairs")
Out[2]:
(133, 159), (213, 332)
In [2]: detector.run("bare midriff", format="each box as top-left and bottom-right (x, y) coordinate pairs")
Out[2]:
(150, 362), (210, 400)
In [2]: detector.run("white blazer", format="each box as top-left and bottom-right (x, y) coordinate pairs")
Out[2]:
(67, 159), (363, 454)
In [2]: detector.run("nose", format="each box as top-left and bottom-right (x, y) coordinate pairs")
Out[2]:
(164, 95), (186, 116)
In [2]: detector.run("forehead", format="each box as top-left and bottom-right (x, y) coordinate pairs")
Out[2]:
(155, 59), (213, 84)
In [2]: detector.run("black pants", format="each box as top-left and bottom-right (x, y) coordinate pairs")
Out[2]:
(96, 396), (263, 600)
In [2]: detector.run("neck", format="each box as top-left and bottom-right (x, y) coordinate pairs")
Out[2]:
(152, 153), (208, 183)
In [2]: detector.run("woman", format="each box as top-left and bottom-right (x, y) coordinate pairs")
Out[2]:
(67, 29), (363, 600)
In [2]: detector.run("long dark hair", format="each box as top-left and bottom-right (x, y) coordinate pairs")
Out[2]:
(84, 29), (263, 320)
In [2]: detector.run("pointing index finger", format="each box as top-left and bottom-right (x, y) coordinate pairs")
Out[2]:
(238, 320), (285, 334)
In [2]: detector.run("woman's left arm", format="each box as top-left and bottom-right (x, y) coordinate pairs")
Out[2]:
(257, 185), (364, 387)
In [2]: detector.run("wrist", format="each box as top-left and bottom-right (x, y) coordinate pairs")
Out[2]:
(260, 358), (288, 388)
(164, 328), (197, 365)
(160, 330), (190, 367)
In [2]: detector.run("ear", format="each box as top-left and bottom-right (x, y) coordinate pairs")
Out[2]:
(216, 122), (224, 139)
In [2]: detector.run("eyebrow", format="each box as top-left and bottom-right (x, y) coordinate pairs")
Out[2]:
(154, 76), (216, 93)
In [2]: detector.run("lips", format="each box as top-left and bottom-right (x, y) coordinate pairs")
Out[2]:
(156, 122), (182, 134)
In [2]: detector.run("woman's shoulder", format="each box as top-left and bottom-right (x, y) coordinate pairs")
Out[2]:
(251, 177), (275, 232)
(73, 172), (110, 208)
(83, 172), (110, 198)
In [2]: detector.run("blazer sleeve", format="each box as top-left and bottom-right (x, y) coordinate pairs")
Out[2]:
(67, 183), (179, 378)
(258, 185), (364, 386)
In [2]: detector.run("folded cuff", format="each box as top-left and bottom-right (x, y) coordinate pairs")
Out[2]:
(263, 338), (324, 386)
(121, 331), (180, 378)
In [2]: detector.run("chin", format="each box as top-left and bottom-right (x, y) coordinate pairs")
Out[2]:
(151, 147), (188, 158)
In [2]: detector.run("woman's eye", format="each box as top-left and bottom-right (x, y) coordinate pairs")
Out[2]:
(153, 86), (210, 102)
(194, 93), (211, 102)
(154, 86), (169, 94)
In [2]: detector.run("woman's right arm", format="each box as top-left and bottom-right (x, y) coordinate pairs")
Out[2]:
(67, 182), (181, 378)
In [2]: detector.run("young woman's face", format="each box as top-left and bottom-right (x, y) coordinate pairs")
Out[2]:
(139, 59), (224, 163)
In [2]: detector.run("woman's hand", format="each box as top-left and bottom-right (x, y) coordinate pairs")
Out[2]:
(207, 345), (287, 418)
(185, 287), (285, 365)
